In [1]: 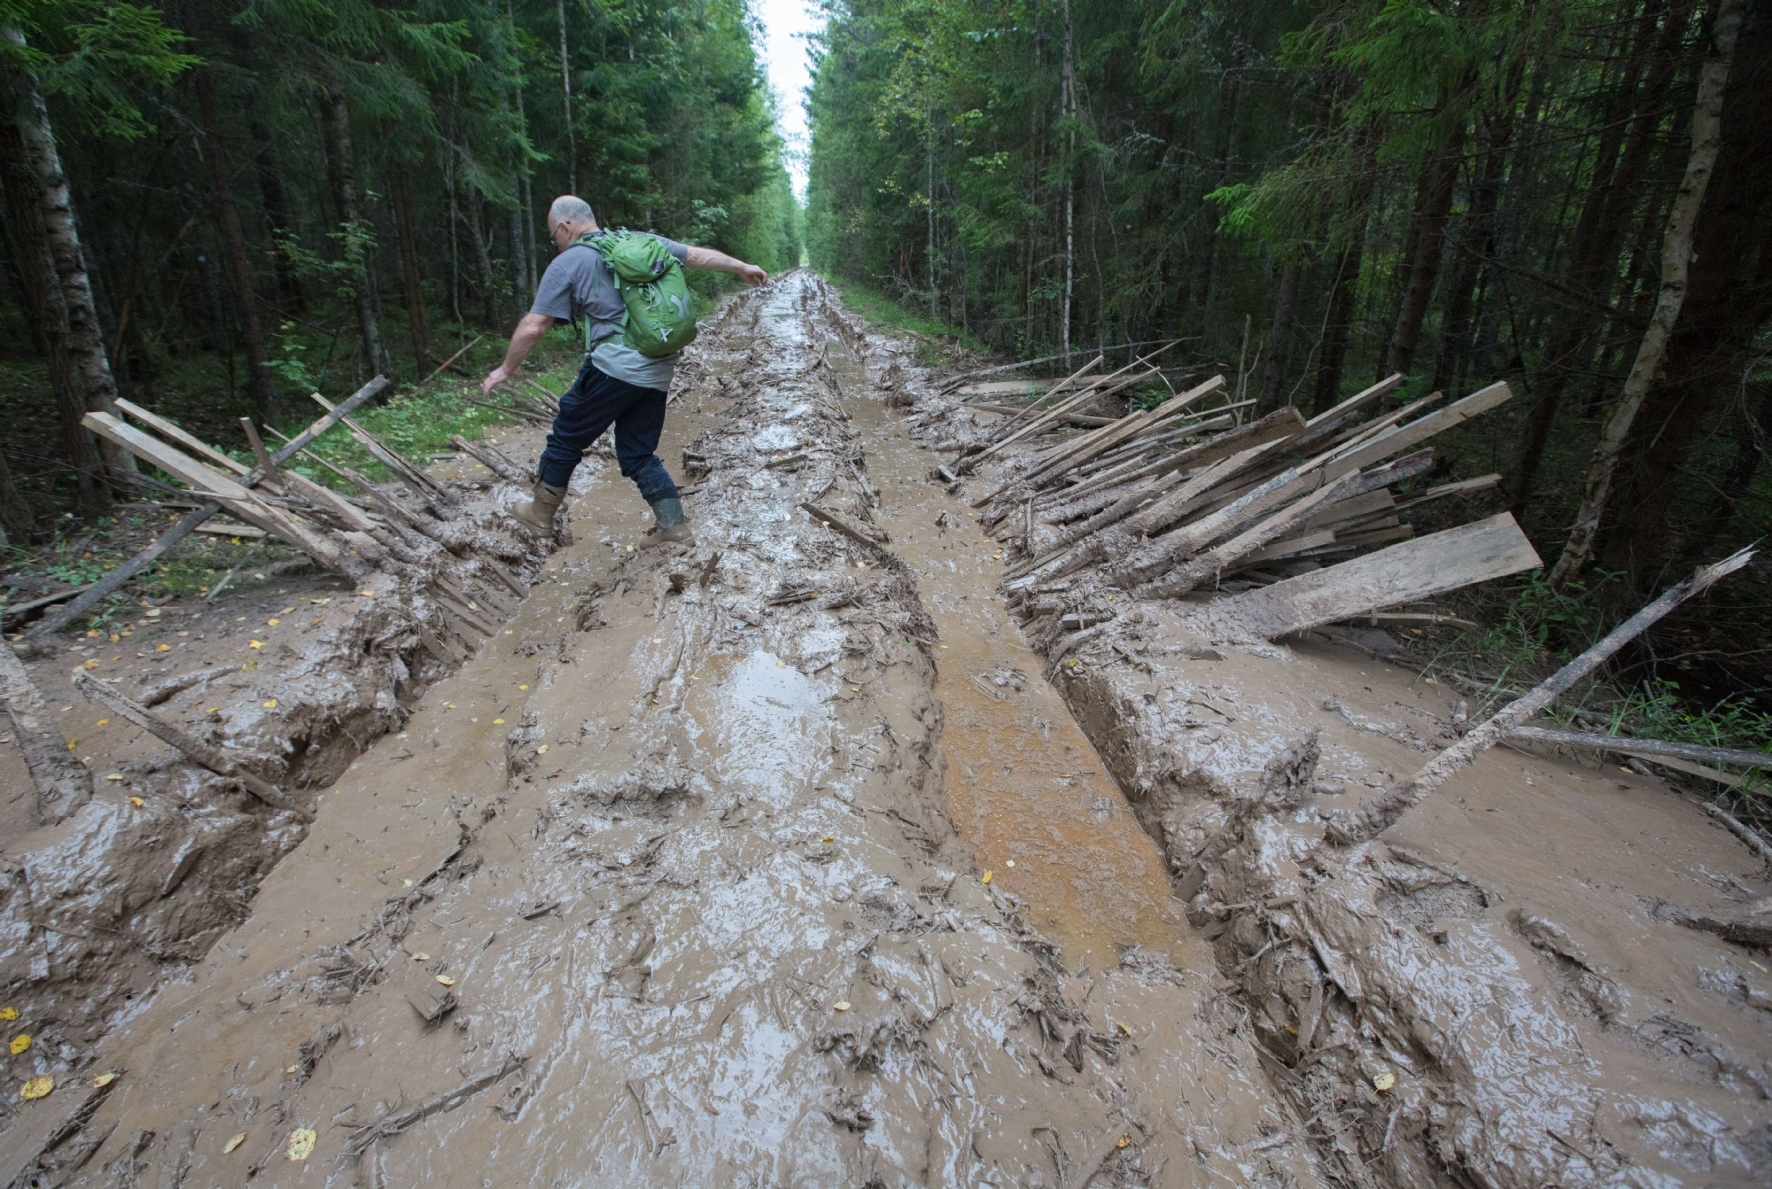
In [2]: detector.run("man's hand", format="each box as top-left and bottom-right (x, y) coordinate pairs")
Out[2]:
(686, 244), (768, 287)
(480, 363), (513, 398)
(481, 313), (554, 397)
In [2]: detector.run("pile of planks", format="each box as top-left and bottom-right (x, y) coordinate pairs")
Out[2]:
(968, 372), (1543, 644)
(43, 378), (537, 642)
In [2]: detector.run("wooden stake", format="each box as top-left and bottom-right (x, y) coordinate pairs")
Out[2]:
(1505, 726), (1771, 772)
(239, 418), (281, 487)
(1323, 547), (1753, 846)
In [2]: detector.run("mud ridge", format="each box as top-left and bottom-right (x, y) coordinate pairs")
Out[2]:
(1, 272), (1328, 1186)
(0, 451), (558, 1098)
(885, 316), (1772, 1186)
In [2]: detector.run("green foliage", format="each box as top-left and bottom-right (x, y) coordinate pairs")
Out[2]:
(0, 0), (197, 136)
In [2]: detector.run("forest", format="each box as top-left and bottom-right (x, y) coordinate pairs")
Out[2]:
(0, 0), (799, 532)
(806, 0), (1772, 694)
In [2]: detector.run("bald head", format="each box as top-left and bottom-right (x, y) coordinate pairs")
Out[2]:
(546, 195), (599, 252)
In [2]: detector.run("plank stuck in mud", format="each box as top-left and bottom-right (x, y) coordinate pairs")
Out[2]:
(72, 671), (313, 820)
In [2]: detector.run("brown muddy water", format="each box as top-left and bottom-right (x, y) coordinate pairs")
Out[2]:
(3, 271), (1767, 1187)
(0, 274), (1321, 1187)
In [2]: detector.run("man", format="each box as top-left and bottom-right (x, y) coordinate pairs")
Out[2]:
(480, 195), (768, 545)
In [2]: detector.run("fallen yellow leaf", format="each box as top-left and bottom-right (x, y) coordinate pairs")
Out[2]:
(518, 684), (529, 690)
(156, 644), (170, 652)
(412, 952), (430, 961)
(262, 699), (278, 709)
(285, 1127), (316, 1161)
(833, 1000), (851, 1012)
(493, 718), (505, 725)
(129, 797), (145, 808)
(1373, 1070), (1396, 1092)
(360, 590), (375, 597)
(224, 1132), (246, 1154)
(249, 640), (264, 650)
(536, 744), (548, 754)
(1117, 1134), (1131, 1149)
(434, 975), (456, 987)
(267, 618), (280, 626)
(0, 1008), (16, 1022)
(96, 718), (108, 726)
(19, 1076), (52, 1100)
(821, 835), (834, 843)
(8, 1034), (28, 1055)
(92, 1072), (116, 1088)
(81, 660), (98, 670)
(1116, 1021), (1132, 1036)
(981, 870), (992, 884)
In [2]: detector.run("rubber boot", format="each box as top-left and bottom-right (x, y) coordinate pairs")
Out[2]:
(512, 479), (568, 534)
(638, 496), (695, 548)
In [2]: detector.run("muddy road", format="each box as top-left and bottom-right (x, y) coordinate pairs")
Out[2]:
(3, 272), (1768, 1187)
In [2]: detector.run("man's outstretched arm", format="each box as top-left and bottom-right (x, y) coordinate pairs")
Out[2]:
(481, 312), (556, 396)
(684, 245), (768, 287)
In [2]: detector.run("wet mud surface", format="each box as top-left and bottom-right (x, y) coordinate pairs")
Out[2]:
(4, 271), (1767, 1186)
(1, 274), (1318, 1186)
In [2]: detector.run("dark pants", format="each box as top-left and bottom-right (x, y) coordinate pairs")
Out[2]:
(536, 357), (679, 505)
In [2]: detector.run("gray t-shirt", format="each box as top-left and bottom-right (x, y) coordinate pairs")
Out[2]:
(531, 233), (690, 390)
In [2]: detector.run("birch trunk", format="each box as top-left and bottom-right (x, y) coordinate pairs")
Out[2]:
(557, 0), (576, 194)
(2, 27), (131, 489)
(1550, 0), (1746, 589)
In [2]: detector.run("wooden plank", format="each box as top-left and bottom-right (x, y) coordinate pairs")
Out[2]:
(1019, 375), (1228, 490)
(1184, 512), (1542, 643)
(1325, 381), (1512, 479)
(1303, 372), (1405, 430)
(1235, 530), (1336, 567)
(84, 412), (254, 500)
(957, 379), (1059, 398)
(959, 364), (1143, 475)
(239, 418), (282, 487)
(114, 397), (250, 475)
(967, 403), (1119, 426)
(84, 413), (369, 578)
(1393, 473), (1501, 512)
(23, 378), (388, 643)
(1301, 489), (1395, 533)
(192, 522), (267, 538)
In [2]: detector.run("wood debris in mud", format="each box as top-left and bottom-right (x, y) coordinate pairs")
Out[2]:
(952, 364), (1547, 642)
(1324, 548), (1755, 846)
(23, 377), (389, 643)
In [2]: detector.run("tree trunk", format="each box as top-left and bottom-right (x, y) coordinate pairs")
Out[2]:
(0, 60), (107, 508)
(1198, 63), (1244, 316)
(1550, 0), (1746, 589)
(0, 445), (32, 542)
(322, 90), (385, 379)
(1383, 146), (1463, 378)
(467, 183), (500, 327)
(1431, 55), (1524, 394)
(506, 185), (529, 315)
(387, 160), (432, 375)
(1509, 0), (1688, 511)
(1689, 382), (1772, 560)
(1312, 155), (1375, 414)
(1258, 259), (1299, 414)
(3, 28), (130, 492)
(557, 0), (577, 195)
(252, 122), (304, 310)
(1060, 0), (1075, 363)
(195, 68), (278, 425)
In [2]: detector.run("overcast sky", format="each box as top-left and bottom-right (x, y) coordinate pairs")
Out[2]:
(753, 0), (821, 201)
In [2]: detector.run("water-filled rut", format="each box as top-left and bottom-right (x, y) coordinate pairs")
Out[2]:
(0, 273), (1319, 1187)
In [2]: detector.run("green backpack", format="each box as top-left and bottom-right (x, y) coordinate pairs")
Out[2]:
(575, 230), (698, 358)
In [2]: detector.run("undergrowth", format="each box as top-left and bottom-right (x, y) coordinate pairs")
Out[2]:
(1416, 570), (1771, 802)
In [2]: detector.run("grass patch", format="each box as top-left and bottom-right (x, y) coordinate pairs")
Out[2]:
(821, 276), (992, 365)
(1413, 570), (1772, 799)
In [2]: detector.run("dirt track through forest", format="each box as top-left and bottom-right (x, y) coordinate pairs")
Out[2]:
(3, 272), (1769, 1187)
